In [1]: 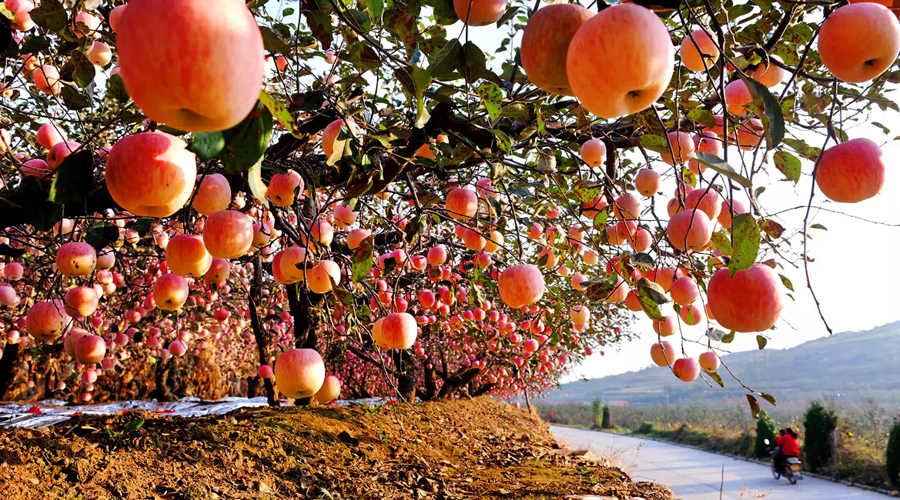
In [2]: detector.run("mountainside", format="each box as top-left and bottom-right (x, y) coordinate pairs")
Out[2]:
(542, 321), (900, 407)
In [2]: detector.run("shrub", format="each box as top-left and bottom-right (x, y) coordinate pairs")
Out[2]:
(601, 405), (612, 429)
(755, 410), (778, 458)
(887, 419), (900, 486)
(638, 421), (655, 434)
(804, 401), (839, 472)
(591, 397), (603, 428)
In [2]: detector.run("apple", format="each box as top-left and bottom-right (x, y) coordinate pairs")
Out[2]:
(724, 79), (752, 116)
(708, 264), (784, 332)
(314, 375), (341, 404)
(64, 328), (87, 357)
(26, 300), (70, 341)
(36, 123), (67, 149)
(153, 273), (190, 311)
(635, 169), (660, 197)
(47, 141), (81, 171)
(688, 130), (722, 174)
(580, 138), (606, 168)
(64, 287), (99, 317)
(109, 4), (126, 33)
(666, 209), (712, 251)
(653, 315), (676, 336)
(680, 30), (719, 72)
(267, 170), (304, 207)
(736, 118), (763, 151)
(815, 137), (885, 203)
(379, 312), (418, 349)
(499, 264), (545, 308)
(818, 3), (900, 83)
(347, 228), (371, 250)
(446, 187), (478, 220)
(520, 4), (593, 95)
(116, 0), (265, 132)
(698, 351), (720, 371)
(33, 64), (61, 94)
(629, 228), (652, 252)
(274, 348), (325, 399)
(684, 188), (721, 221)
(203, 210), (254, 259)
(747, 54), (788, 87)
(166, 234), (213, 277)
(454, 0), (508, 26)
(203, 258), (231, 283)
(75, 334), (106, 364)
(106, 132), (197, 217)
(306, 260), (340, 294)
(566, 4), (674, 118)
(87, 41), (112, 66)
(56, 242), (96, 276)
(650, 341), (676, 367)
(673, 357), (700, 382)
(193, 173), (232, 215)
(718, 198), (748, 229)
(679, 303), (703, 325)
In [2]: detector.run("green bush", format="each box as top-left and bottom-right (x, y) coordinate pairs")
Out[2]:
(590, 397), (603, 429)
(638, 421), (654, 434)
(755, 410), (778, 458)
(887, 419), (900, 486)
(601, 405), (612, 429)
(804, 401), (839, 472)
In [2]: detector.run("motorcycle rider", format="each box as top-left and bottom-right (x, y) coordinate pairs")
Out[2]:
(774, 428), (801, 473)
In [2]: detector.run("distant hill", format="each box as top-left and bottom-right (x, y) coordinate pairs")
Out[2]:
(541, 321), (900, 407)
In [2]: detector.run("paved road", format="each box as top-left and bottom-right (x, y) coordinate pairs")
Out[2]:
(551, 426), (892, 500)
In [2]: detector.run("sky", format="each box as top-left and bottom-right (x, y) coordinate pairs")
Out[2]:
(267, 1), (900, 381)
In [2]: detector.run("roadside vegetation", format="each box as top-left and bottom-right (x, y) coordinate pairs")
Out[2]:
(538, 397), (900, 490)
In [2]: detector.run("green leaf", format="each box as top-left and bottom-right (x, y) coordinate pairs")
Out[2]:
(740, 75), (785, 150)
(722, 331), (735, 344)
(427, 39), (462, 80)
(779, 274), (794, 292)
(304, 10), (333, 50)
(461, 41), (486, 82)
(710, 231), (732, 256)
(422, 0), (457, 25)
(809, 223), (826, 231)
(592, 210), (608, 229)
(637, 278), (670, 305)
(107, 73), (130, 103)
(396, 66), (432, 129)
(708, 371), (724, 387)
(495, 6), (519, 26)
(123, 418), (145, 433)
(220, 102), (274, 173)
(62, 51), (96, 89)
(30, 0), (67, 31)
(639, 134), (669, 154)
(687, 109), (716, 129)
(367, 0), (384, 23)
(347, 9), (372, 31)
(682, 167), (697, 188)
(344, 41), (382, 71)
(48, 150), (93, 205)
(746, 394), (761, 419)
(477, 82), (503, 121)
(756, 335), (768, 350)
(248, 159), (269, 208)
(19, 35), (50, 55)
(758, 218), (785, 238)
(759, 392), (777, 406)
(16, 177), (61, 231)
(352, 236), (375, 282)
(637, 293), (665, 322)
(773, 150), (801, 184)
(694, 152), (753, 188)
(728, 214), (760, 276)
(259, 90), (302, 139)
(385, 9), (418, 54)
(188, 132), (226, 160)
(488, 129), (511, 154)
(85, 224), (120, 252)
(259, 25), (291, 55)
(61, 86), (90, 111)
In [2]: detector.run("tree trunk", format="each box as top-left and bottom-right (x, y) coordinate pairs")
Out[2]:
(249, 257), (277, 406)
(0, 342), (19, 400)
(422, 363), (437, 401)
(392, 349), (417, 403)
(288, 283), (324, 406)
(436, 368), (481, 400)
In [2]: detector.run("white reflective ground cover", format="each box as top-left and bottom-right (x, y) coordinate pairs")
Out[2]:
(0, 397), (397, 428)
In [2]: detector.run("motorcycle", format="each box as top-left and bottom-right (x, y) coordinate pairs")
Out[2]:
(764, 438), (803, 484)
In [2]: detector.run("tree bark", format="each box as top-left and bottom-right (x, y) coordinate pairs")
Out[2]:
(435, 368), (481, 400)
(249, 257), (277, 406)
(0, 342), (19, 400)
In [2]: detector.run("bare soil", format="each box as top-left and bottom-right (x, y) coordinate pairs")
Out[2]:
(0, 398), (673, 500)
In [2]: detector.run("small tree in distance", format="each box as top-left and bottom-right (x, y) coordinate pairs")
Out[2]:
(754, 410), (777, 459)
(591, 397), (604, 429)
(887, 419), (900, 487)
(804, 401), (839, 473)
(601, 405), (612, 430)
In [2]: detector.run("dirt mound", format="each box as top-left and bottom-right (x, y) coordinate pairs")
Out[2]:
(0, 398), (673, 499)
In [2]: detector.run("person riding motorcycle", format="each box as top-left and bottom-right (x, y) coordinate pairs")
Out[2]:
(773, 428), (800, 473)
